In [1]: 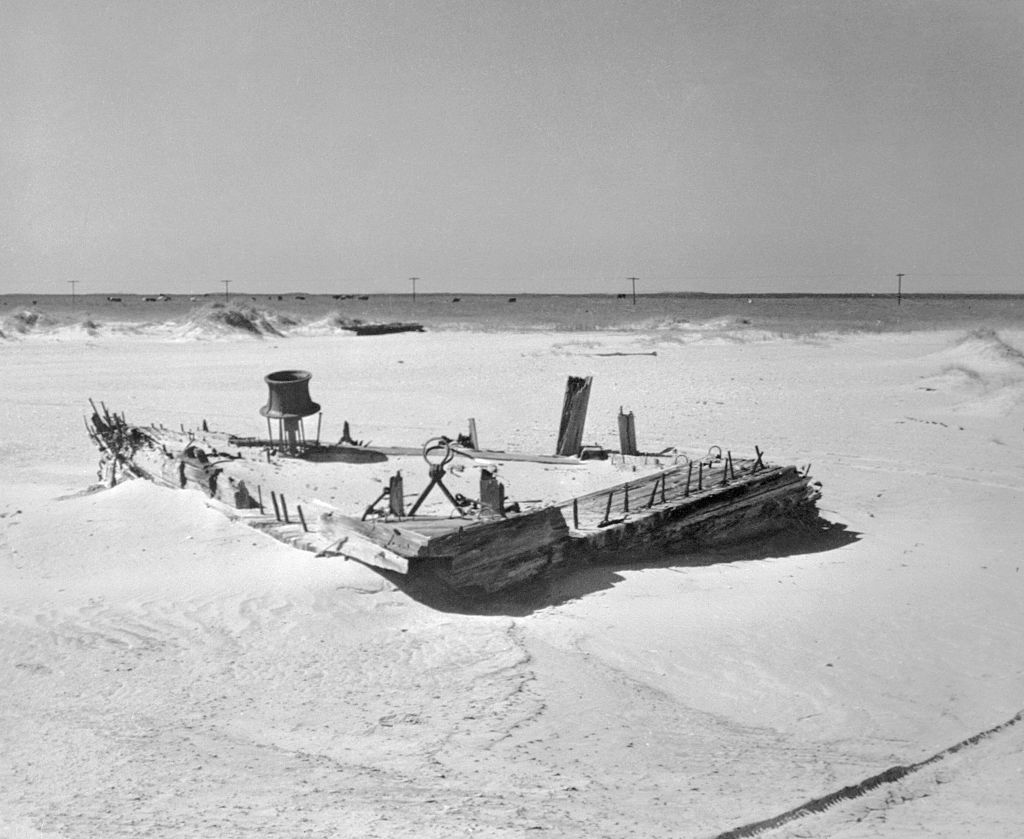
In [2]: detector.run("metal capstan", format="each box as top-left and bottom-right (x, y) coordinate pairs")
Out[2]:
(259, 370), (321, 453)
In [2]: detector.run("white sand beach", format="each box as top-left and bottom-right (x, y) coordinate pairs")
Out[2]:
(2, 323), (1023, 837)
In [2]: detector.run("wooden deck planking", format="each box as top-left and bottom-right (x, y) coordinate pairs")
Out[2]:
(560, 459), (773, 529)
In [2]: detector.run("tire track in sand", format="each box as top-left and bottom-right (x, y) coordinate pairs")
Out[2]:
(711, 707), (1024, 838)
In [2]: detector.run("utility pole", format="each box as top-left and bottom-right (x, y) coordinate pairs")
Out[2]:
(897, 273), (904, 306)
(68, 279), (78, 308)
(628, 277), (638, 305)
(410, 277), (419, 302)
(222, 279), (231, 304)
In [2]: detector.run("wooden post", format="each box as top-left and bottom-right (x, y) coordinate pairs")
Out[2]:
(572, 498), (579, 529)
(280, 493), (290, 523)
(388, 472), (405, 517)
(257, 485), (264, 513)
(647, 476), (660, 508)
(698, 462), (704, 491)
(270, 491), (281, 521)
(479, 469), (505, 517)
(617, 407), (638, 456)
(297, 504), (308, 533)
(685, 462), (692, 497)
(556, 375), (593, 456)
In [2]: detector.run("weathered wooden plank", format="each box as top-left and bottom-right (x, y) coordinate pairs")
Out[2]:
(618, 408), (638, 456)
(561, 459), (769, 527)
(573, 469), (816, 554)
(556, 375), (592, 456)
(304, 502), (436, 556)
(421, 507), (569, 559)
(314, 515), (410, 573)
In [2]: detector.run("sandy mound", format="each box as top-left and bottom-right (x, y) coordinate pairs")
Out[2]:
(174, 303), (293, 339)
(917, 329), (1024, 415)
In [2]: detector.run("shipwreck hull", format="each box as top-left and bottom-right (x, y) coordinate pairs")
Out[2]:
(87, 408), (822, 595)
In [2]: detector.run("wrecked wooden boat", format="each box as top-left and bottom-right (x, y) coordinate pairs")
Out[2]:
(86, 370), (822, 593)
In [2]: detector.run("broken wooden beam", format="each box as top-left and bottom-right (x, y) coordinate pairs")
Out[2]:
(556, 375), (593, 457)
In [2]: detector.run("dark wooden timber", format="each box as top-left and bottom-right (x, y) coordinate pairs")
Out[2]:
(556, 375), (592, 456)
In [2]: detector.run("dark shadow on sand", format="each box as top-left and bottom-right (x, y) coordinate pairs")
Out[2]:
(370, 515), (861, 616)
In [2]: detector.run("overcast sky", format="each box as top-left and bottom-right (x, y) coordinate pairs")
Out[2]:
(3, 1), (1023, 295)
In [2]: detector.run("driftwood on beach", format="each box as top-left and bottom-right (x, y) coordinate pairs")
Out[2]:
(335, 319), (425, 336)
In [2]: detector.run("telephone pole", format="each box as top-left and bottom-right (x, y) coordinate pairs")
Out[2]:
(410, 277), (419, 302)
(68, 279), (79, 308)
(897, 273), (904, 306)
(627, 277), (638, 305)
(222, 279), (231, 303)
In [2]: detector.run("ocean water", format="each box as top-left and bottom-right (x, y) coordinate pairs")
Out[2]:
(2, 292), (1023, 341)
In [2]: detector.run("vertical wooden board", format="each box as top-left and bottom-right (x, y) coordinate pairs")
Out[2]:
(479, 470), (505, 517)
(618, 409), (638, 455)
(556, 375), (593, 456)
(388, 472), (405, 517)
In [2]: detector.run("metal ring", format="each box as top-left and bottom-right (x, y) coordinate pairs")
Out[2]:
(422, 436), (454, 467)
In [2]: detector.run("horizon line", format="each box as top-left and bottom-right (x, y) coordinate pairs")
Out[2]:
(4, 290), (1024, 300)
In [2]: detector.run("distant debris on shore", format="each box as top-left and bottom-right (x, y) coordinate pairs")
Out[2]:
(333, 317), (425, 336)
